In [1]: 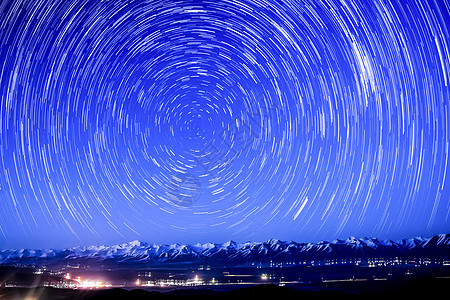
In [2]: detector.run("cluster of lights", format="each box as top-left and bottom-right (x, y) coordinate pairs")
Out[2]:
(137, 275), (210, 287)
(65, 273), (111, 289)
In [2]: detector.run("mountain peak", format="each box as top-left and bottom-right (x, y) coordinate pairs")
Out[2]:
(222, 240), (237, 248)
(267, 238), (282, 244)
(126, 240), (146, 247)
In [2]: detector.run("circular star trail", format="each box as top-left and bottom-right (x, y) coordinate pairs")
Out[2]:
(0, 0), (449, 248)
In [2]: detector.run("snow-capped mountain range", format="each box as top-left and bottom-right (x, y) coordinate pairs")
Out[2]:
(1, 234), (448, 268)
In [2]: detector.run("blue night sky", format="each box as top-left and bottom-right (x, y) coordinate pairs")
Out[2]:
(0, 0), (449, 249)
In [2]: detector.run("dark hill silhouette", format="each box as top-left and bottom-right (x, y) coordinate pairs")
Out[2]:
(0, 278), (449, 300)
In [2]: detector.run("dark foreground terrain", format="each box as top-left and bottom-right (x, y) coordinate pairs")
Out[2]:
(0, 277), (448, 300)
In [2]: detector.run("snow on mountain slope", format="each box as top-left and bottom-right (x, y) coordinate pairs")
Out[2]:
(0, 234), (448, 267)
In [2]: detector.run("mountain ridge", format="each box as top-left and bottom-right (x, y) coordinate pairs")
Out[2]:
(1, 234), (448, 268)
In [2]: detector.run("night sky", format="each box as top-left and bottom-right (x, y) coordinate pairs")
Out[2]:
(0, 0), (449, 249)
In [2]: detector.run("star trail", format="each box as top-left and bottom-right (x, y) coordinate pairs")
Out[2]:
(0, 0), (449, 249)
